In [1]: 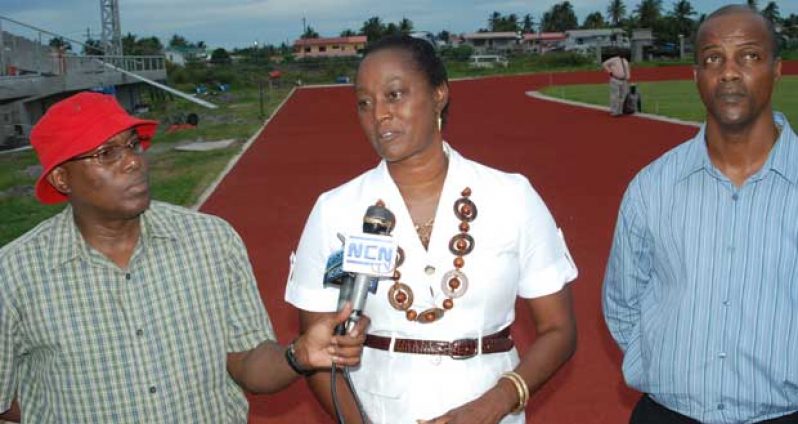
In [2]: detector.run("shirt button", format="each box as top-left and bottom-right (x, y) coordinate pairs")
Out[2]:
(718, 352), (727, 359)
(136, 329), (144, 337)
(722, 300), (730, 306)
(732, 193), (739, 201)
(125, 273), (131, 281)
(149, 386), (157, 394)
(717, 403), (725, 410)
(424, 265), (435, 275)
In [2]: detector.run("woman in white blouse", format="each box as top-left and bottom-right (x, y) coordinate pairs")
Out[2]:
(285, 34), (578, 424)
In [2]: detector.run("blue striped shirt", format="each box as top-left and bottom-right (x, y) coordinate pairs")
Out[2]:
(603, 113), (798, 423)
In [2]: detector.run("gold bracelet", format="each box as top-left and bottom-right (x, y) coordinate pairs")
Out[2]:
(500, 371), (529, 414)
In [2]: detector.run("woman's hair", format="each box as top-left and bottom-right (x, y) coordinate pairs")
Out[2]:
(362, 34), (450, 126)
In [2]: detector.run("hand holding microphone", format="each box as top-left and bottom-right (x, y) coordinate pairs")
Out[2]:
(290, 302), (370, 372)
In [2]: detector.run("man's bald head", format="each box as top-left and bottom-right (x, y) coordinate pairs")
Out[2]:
(695, 5), (780, 63)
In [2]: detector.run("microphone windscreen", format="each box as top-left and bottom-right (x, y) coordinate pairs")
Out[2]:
(323, 249), (346, 287)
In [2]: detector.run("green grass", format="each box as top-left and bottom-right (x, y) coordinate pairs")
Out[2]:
(539, 76), (798, 124)
(0, 85), (291, 247)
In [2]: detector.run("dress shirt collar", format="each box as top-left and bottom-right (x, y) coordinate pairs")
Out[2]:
(678, 112), (797, 185)
(48, 201), (179, 270)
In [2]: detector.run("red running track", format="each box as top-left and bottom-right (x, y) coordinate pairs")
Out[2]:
(200, 62), (798, 423)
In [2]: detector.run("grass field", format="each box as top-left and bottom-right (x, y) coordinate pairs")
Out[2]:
(539, 76), (798, 123)
(0, 85), (291, 246)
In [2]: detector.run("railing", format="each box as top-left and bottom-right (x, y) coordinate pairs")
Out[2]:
(0, 15), (164, 77)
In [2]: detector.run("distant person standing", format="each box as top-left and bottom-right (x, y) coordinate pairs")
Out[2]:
(602, 54), (631, 116)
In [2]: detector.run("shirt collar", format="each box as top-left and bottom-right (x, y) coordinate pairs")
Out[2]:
(765, 112), (798, 185)
(48, 201), (178, 270)
(678, 112), (798, 185)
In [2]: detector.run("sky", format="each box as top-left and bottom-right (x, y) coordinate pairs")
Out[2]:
(3, 0), (798, 50)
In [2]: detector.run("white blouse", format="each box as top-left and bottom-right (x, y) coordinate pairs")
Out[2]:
(285, 145), (577, 423)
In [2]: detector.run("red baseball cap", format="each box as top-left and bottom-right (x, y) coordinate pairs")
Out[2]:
(30, 92), (158, 204)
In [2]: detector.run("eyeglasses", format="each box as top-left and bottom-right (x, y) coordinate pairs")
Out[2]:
(70, 137), (143, 166)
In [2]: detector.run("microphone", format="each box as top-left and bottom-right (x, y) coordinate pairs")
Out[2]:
(325, 201), (396, 334)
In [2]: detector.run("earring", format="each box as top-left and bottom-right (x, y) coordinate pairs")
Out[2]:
(437, 115), (442, 132)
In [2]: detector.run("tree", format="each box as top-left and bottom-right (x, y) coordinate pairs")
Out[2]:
(761, 1), (781, 24)
(49, 37), (72, 51)
(488, 11), (502, 31)
(583, 12), (607, 29)
(486, 12), (521, 32)
(541, 1), (579, 32)
(747, 0), (758, 11)
(340, 29), (358, 37)
(82, 39), (103, 55)
(361, 16), (386, 42)
(398, 17), (414, 34)
(669, 0), (697, 39)
(607, 0), (627, 26)
(301, 26), (319, 39)
(210, 48), (231, 65)
(437, 30), (451, 43)
(635, 0), (662, 28)
(135, 36), (164, 55)
(385, 22), (399, 36)
(522, 14), (535, 33)
(169, 34), (189, 48)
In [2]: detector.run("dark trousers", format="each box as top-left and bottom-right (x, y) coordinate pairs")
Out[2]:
(630, 395), (798, 424)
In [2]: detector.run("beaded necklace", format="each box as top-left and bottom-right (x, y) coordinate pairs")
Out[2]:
(387, 187), (477, 324)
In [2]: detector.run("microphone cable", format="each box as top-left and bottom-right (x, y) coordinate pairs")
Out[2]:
(331, 322), (368, 424)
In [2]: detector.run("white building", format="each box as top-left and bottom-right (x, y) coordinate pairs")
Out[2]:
(564, 28), (629, 53)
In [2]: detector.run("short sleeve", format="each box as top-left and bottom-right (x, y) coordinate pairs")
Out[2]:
(516, 177), (578, 298)
(0, 268), (19, 412)
(224, 226), (276, 353)
(284, 195), (347, 312)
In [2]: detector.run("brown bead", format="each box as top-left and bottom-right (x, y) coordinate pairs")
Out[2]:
(393, 270), (401, 280)
(395, 292), (407, 304)
(424, 311), (437, 322)
(449, 278), (461, 289)
(461, 187), (472, 197)
(406, 310), (418, 321)
(454, 257), (465, 268)
(443, 298), (454, 309)
(456, 239), (467, 251)
(376, 199), (385, 207)
(459, 222), (470, 232)
(461, 204), (472, 215)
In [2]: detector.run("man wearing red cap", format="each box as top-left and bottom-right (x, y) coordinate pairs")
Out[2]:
(0, 92), (368, 423)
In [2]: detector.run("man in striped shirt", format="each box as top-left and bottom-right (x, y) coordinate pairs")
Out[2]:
(0, 92), (368, 423)
(603, 5), (798, 424)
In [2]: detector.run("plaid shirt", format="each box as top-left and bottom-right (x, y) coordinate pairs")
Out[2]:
(0, 201), (275, 423)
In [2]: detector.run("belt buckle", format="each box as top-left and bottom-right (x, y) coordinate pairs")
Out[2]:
(449, 338), (477, 359)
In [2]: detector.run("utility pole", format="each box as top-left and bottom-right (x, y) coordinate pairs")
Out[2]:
(99, 0), (122, 56)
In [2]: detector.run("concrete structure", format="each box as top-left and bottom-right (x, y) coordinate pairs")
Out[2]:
(564, 28), (629, 53)
(0, 21), (167, 149)
(521, 32), (567, 53)
(462, 32), (521, 54)
(293, 36), (367, 59)
(631, 29), (654, 62)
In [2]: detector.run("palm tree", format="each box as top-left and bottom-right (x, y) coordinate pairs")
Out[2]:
(671, 0), (697, 38)
(761, 1), (781, 24)
(607, 0), (627, 26)
(522, 14), (535, 33)
(583, 12), (607, 29)
(398, 17), (414, 34)
(635, 0), (662, 28)
(747, 0), (758, 11)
